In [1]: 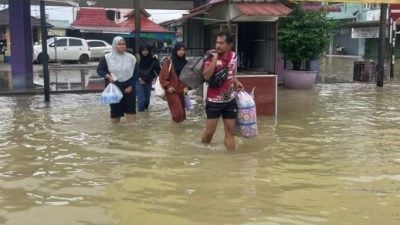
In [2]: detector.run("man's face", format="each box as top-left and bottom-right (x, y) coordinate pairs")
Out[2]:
(215, 36), (230, 55)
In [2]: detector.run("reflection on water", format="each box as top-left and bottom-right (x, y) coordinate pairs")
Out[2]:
(1, 83), (400, 225)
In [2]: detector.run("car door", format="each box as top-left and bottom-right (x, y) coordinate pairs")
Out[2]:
(68, 38), (85, 60)
(54, 38), (69, 60)
(88, 41), (108, 58)
(48, 38), (68, 60)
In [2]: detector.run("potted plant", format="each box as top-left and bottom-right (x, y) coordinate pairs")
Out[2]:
(279, 6), (335, 89)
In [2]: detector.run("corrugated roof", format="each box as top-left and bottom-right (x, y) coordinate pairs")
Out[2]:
(71, 7), (170, 33)
(118, 15), (170, 33)
(47, 20), (71, 29)
(302, 4), (342, 12)
(71, 8), (118, 28)
(235, 2), (292, 16)
(0, 8), (53, 27)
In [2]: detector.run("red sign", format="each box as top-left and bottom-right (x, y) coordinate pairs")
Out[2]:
(390, 4), (400, 21)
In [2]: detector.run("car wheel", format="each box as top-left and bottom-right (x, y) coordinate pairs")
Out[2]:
(79, 54), (89, 64)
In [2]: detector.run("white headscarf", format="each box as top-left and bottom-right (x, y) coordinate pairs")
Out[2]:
(105, 36), (136, 82)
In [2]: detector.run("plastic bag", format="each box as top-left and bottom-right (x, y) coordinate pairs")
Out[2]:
(101, 83), (123, 104)
(184, 94), (192, 111)
(236, 89), (258, 138)
(154, 76), (165, 99)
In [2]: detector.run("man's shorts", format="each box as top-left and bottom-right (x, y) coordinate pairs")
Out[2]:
(110, 89), (136, 118)
(205, 99), (237, 119)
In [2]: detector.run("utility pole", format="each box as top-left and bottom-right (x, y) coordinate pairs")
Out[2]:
(377, 4), (388, 87)
(134, 0), (141, 55)
(40, 0), (50, 102)
(390, 19), (396, 79)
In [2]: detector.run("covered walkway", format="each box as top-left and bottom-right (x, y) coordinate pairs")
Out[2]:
(7, 0), (193, 93)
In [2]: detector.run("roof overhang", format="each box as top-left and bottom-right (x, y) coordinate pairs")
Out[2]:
(176, 1), (291, 24)
(342, 20), (381, 28)
(32, 0), (193, 10)
(69, 26), (130, 34)
(231, 2), (292, 22)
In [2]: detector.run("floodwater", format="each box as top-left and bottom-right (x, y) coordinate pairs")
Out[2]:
(1, 78), (400, 225)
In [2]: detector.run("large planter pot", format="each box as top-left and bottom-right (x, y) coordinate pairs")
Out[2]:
(283, 69), (317, 89)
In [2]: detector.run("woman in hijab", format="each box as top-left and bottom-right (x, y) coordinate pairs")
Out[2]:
(136, 45), (161, 112)
(159, 42), (188, 123)
(97, 36), (137, 123)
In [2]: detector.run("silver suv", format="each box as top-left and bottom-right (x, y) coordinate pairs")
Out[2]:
(33, 37), (91, 64)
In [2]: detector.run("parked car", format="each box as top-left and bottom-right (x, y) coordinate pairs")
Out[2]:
(33, 37), (91, 64)
(86, 39), (112, 59)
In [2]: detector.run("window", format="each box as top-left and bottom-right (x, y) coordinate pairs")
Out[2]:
(363, 3), (380, 10)
(54, 38), (67, 47)
(69, 39), (83, 46)
(88, 41), (106, 47)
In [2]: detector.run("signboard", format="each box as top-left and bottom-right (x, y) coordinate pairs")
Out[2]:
(352, 27), (380, 38)
(366, 9), (381, 20)
(390, 5), (400, 21)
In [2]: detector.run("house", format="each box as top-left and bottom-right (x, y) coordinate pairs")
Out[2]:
(69, 7), (175, 51)
(0, 8), (53, 63)
(47, 20), (71, 37)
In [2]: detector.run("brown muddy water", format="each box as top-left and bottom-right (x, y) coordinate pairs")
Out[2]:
(1, 78), (400, 224)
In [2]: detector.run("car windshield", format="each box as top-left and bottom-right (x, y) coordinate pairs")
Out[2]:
(47, 38), (55, 44)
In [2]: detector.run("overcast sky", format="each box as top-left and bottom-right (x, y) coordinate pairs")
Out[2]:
(28, 6), (187, 23)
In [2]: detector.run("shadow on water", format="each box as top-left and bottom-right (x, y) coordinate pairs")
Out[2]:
(1, 80), (400, 224)
(0, 63), (104, 93)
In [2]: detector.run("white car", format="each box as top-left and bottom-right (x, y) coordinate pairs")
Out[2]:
(86, 39), (112, 59)
(33, 37), (91, 64)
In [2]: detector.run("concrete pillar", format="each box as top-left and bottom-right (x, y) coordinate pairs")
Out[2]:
(9, 0), (34, 91)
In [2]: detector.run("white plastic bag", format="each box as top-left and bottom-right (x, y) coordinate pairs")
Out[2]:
(236, 89), (258, 138)
(184, 94), (192, 111)
(101, 83), (123, 104)
(154, 76), (165, 99)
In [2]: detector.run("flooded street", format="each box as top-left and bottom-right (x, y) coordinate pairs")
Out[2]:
(1, 78), (400, 224)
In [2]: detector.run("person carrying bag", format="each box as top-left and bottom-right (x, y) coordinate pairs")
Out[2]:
(97, 36), (137, 123)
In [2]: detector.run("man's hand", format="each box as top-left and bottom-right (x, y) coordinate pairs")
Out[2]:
(235, 79), (244, 91)
(139, 78), (145, 84)
(183, 87), (188, 94)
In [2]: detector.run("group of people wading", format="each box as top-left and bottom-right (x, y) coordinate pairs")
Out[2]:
(97, 31), (245, 150)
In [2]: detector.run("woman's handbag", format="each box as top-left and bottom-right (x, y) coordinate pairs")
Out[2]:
(101, 83), (123, 104)
(154, 76), (165, 99)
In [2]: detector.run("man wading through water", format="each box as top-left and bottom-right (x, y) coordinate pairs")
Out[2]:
(201, 30), (244, 150)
